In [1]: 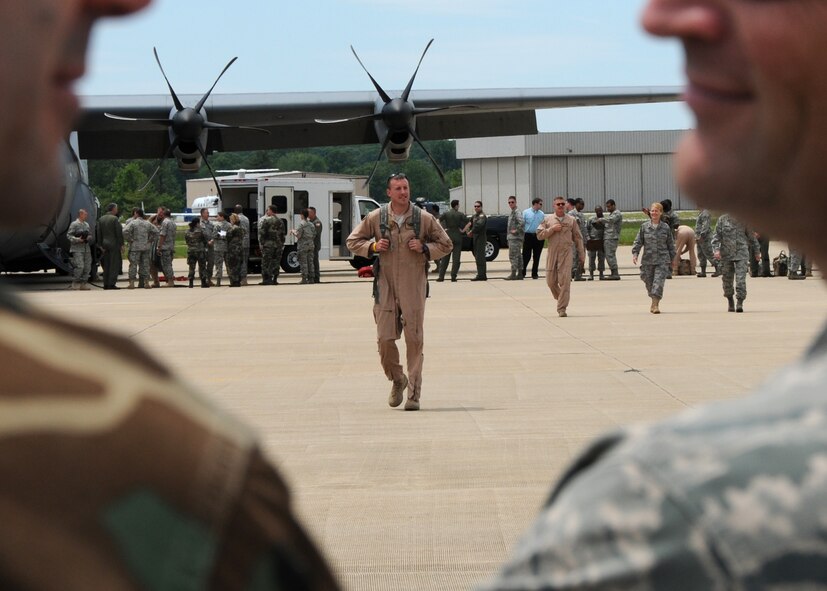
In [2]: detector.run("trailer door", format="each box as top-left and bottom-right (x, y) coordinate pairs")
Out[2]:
(264, 185), (294, 242)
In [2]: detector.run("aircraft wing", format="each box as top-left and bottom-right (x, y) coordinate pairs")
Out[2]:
(75, 86), (681, 160)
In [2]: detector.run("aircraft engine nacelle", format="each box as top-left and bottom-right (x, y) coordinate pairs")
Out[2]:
(168, 106), (208, 173)
(373, 97), (413, 163)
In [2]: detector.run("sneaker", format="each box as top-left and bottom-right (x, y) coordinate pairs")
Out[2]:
(558, 309), (567, 317)
(389, 375), (408, 408)
(404, 398), (420, 411)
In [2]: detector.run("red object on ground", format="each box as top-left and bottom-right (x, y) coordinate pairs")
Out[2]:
(357, 266), (374, 278)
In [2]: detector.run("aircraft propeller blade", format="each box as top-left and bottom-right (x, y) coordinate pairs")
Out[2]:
(408, 125), (446, 184)
(194, 138), (224, 199)
(402, 39), (433, 102)
(139, 138), (178, 192)
(153, 47), (184, 112)
(104, 113), (173, 126)
(203, 121), (271, 134)
(350, 45), (392, 104)
(194, 56), (239, 114)
(365, 134), (394, 187)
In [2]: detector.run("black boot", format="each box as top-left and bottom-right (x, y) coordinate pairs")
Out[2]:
(736, 298), (744, 313)
(188, 276), (194, 288)
(727, 296), (735, 312)
(697, 264), (707, 278)
(201, 278), (209, 288)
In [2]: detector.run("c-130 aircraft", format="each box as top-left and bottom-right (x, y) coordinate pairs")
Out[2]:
(0, 40), (679, 274)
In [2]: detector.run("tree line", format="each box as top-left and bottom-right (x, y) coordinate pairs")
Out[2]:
(88, 140), (462, 214)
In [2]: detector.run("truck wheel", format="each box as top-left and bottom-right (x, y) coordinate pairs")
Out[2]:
(485, 240), (499, 261)
(349, 255), (373, 270)
(281, 247), (301, 273)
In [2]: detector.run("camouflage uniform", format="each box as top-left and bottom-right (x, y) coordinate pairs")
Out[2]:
(158, 217), (177, 283)
(185, 225), (209, 286)
(436, 207), (466, 281)
(788, 248), (806, 278)
(506, 208), (525, 279)
(695, 209), (718, 275)
(712, 214), (760, 303)
(226, 224), (245, 286)
(0, 287), (339, 590)
(311, 216), (323, 283)
(632, 220), (676, 299)
(238, 213), (250, 283)
(258, 215), (286, 285)
(481, 327), (827, 590)
(200, 217), (215, 281)
(123, 218), (159, 286)
(602, 208), (623, 277)
(567, 209), (587, 280)
(212, 220), (231, 284)
(586, 216), (605, 279)
(470, 209), (488, 280)
(295, 219), (316, 284)
(67, 218), (92, 284)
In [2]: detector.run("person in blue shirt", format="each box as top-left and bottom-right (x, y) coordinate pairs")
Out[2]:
(521, 197), (545, 279)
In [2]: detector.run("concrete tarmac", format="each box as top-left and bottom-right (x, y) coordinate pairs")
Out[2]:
(12, 247), (827, 590)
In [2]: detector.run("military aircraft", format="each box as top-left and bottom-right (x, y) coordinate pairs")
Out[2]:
(1, 41), (680, 274)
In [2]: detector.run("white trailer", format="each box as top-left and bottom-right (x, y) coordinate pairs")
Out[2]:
(213, 172), (379, 273)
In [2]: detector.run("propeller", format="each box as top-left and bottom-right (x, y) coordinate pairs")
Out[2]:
(315, 39), (475, 185)
(105, 47), (270, 197)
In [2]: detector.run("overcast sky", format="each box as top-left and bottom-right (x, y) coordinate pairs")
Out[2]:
(79, 0), (692, 133)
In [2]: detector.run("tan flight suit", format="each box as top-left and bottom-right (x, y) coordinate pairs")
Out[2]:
(537, 214), (585, 314)
(346, 204), (452, 402)
(673, 224), (698, 275)
(0, 288), (338, 590)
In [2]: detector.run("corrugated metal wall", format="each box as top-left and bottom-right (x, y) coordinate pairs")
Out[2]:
(458, 131), (692, 213)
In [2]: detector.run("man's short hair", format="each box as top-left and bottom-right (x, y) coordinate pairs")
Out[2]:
(474, 201), (483, 208)
(387, 172), (408, 189)
(575, 198), (585, 207)
(531, 197), (542, 206)
(200, 208), (209, 215)
(300, 208), (310, 218)
(267, 205), (277, 215)
(135, 208), (144, 218)
(566, 198), (576, 206)
(105, 202), (118, 213)
(451, 200), (459, 208)
(163, 208), (171, 217)
(216, 211), (226, 220)
(308, 206), (317, 213)
(606, 199), (616, 207)
(508, 196), (516, 202)
(234, 204), (243, 212)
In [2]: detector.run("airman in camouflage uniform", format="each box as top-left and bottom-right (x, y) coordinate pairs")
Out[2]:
(468, 200), (488, 281)
(234, 205), (251, 285)
(712, 213), (760, 312)
(632, 202), (676, 313)
(601, 199), (623, 280)
(122, 209), (159, 289)
(788, 248), (807, 279)
(436, 199), (466, 282)
(695, 209), (719, 277)
(294, 209), (316, 284)
(67, 208), (93, 290)
(226, 213), (245, 287)
(157, 208), (177, 287)
(505, 196), (525, 280)
(0, 0), (340, 588)
(211, 211), (231, 286)
(184, 218), (209, 288)
(586, 208), (606, 280)
(308, 206), (323, 283)
(258, 205), (286, 285)
(199, 208), (215, 285)
(567, 198), (587, 281)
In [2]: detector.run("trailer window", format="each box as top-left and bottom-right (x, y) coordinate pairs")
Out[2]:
(270, 194), (288, 214)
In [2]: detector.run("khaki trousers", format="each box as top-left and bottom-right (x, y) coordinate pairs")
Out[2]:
(374, 303), (425, 401)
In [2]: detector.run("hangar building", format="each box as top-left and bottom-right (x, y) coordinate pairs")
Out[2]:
(454, 130), (692, 215)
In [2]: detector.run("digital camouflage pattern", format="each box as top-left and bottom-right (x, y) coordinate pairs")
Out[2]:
(67, 218), (92, 283)
(238, 213), (250, 282)
(567, 209), (587, 279)
(212, 220), (231, 283)
(226, 224), (245, 285)
(311, 216), (323, 282)
(695, 210), (718, 274)
(124, 218), (159, 284)
(258, 216), (286, 285)
(481, 325), (827, 591)
(295, 219), (316, 283)
(200, 218), (215, 281)
(586, 217), (605, 279)
(601, 209), (622, 275)
(185, 226), (209, 282)
(632, 221), (676, 299)
(712, 214), (760, 301)
(507, 208), (525, 277)
(158, 217), (177, 282)
(0, 287), (339, 590)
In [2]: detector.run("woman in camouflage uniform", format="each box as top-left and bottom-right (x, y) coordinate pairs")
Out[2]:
(184, 218), (209, 288)
(211, 211), (231, 286)
(632, 202), (676, 314)
(226, 213), (245, 287)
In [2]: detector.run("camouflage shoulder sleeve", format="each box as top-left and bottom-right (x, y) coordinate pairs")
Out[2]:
(0, 296), (338, 591)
